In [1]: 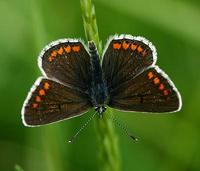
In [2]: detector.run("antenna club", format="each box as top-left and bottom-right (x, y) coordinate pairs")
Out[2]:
(130, 135), (139, 142)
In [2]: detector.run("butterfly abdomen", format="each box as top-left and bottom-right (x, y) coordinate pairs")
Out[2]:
(88, 41), (108, 108)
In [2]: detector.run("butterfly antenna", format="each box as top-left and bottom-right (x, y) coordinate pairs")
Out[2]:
(108, 114), (138, 142)
(68, 111), (97, 143)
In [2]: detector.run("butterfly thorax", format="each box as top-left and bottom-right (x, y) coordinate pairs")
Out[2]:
(88, 41), (108, 116)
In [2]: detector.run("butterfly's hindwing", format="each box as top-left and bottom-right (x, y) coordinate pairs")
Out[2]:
(38, 39), (92, 92)
(108, 66), (181, 113)
(22, 77), (92, 126)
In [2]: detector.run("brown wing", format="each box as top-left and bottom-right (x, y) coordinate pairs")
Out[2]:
(102, 35), (157, 94)
(38, 39), (92, 92)
(22, 77), (92, 126)
(108, 67), (182, 113)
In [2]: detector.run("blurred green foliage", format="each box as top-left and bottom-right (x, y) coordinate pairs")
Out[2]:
(0, 0), (200, 171)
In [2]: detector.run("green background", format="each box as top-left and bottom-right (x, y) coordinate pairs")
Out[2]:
(0, 0), (200, 170)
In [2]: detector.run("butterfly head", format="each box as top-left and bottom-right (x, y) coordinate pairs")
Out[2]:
(88, 41), (96, 51)
(95, 106), (107, 118)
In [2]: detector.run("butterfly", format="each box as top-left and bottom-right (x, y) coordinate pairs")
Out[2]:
(21, 34), (182, 127)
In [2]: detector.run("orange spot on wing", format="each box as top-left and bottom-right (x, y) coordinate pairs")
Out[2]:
(48, 56), (53, 62)
(148, 72), (153, 79)
(35, 96), (41, 102)
(130, 44), (137, 51)
(44, 82), (50, 90)
(163, 90), (169, 96)
(32, 103), (38, 108)
(113, 43), (121, 49)
(72, 46), (80, 52)
(39, 89), (45, 96)
(51, 51), (57, 57)
(153, 77), (160, 84)
(122, 41), (130, 50)
(159, 84), (164, 90)
(57, 47), (64, 55)
(137, 46), (143, 53)
(64, 46), (71, 53)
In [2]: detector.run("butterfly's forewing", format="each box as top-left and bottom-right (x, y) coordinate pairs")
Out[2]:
(108, 67), (182, 113)
(22, 39), (93, 126)
(39, 39), (91, 91)
(22, 78), (92, 126)
(102, 35), (156, 93)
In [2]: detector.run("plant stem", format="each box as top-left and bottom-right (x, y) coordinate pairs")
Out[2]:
(80, 0), (102, 55)
(80, 1), (121, 171)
